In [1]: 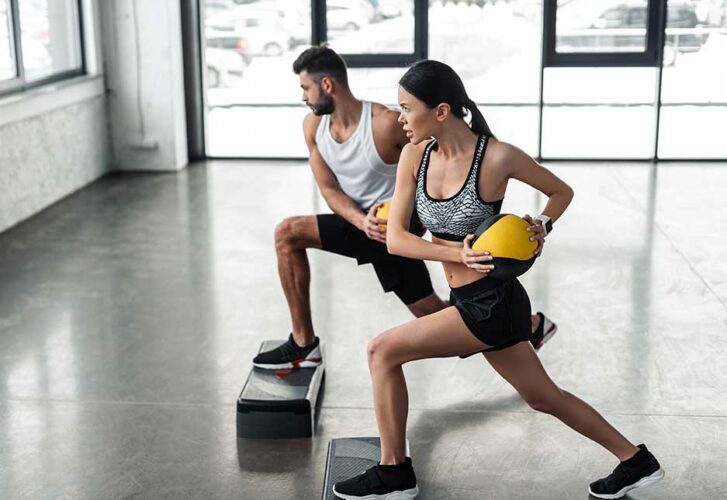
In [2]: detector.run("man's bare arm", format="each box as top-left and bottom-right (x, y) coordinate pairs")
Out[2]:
(303, 114), (367, 230)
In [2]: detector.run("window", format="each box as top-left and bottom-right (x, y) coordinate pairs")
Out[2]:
(546, 0), (661, 66)
(540, 67), (658, 159)
(556, 2), (647, 54)
(1, 0), (16, 82)
(199, 0), (727, 160)
(326, 0), (416, 56)
(203, 0), (312, 157)
(0, 0), (84, 95)
(429, 0), (543, 155)
(323, 0), (426, 67)
(658, 2), (727, 159)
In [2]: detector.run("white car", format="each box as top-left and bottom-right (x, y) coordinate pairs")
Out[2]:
(327, 0), (376, 31)
(206, 6), (292, 57)
(206, 46), (245, 88)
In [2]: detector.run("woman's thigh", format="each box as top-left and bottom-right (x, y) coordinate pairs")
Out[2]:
(372, 306), (493, 365)
(483, 343), (562, 400)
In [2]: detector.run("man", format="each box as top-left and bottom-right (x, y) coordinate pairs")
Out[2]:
(253, 46), (556, 369)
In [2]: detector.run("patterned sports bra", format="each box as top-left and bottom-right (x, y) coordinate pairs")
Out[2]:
(415, 133), (503, 241)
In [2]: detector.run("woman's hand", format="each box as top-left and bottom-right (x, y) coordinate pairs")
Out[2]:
(460, 234), (494, 274)
(523, 214), (545, 256)
(361, 203), (387, 244)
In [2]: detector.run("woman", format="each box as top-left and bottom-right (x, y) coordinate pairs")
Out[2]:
(332, 61), (664, 500)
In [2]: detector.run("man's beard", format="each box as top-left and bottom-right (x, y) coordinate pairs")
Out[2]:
(311, 93), (335, 115)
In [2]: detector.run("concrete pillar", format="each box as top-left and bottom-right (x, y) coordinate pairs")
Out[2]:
(100, 0), (188, 171)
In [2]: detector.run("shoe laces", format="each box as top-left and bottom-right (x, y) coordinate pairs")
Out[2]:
(278, 337), (303, 360)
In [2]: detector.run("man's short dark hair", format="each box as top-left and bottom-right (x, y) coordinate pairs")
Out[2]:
(292, 45), (349, 87)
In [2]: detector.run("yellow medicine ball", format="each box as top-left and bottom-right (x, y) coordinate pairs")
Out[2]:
(472, 214), (538, 280)
(375, 200), (392, 226)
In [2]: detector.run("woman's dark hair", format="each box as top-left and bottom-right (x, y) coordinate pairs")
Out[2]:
(399, 60), (494, 137)
(292, 45), (349, 88)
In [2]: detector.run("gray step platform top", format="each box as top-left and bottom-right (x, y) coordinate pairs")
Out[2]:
(239, 340), (324, 403)
(322, 437), (410, 500)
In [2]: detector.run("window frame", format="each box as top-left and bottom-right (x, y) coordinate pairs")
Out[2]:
(542, 0), (664, 67)
(0, 0), (86, 98)
(312, 0), (427, 68)
(190, 0), (726, 161)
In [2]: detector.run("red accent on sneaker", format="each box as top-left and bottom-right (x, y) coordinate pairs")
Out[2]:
(290, 357), (322, 368)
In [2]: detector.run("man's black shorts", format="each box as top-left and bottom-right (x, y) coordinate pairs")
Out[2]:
(316, 213), (434, 305)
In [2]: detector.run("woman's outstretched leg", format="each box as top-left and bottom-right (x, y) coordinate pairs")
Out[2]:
(484, 342), (663, 499)
(484, 342), (637, 460)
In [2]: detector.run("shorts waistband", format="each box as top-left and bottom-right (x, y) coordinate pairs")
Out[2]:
(449, 276), (509, 299)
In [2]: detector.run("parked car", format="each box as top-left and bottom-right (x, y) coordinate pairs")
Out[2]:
(366, 0), (408, 21)
(205, 28), (250, 64)
(327, 0), (376, 31)
(206, 46), (245, 88)
(206, 7), (293, 57)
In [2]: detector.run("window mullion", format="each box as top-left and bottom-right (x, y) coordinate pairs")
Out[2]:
(312, 0), (326, 46)
(75, 0), (86, 76)
(412, 0), (427, 61)
(9, 0), (24, 84)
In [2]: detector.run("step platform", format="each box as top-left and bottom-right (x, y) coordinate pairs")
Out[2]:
(236, 340), (325, 439)
(322, 437), (411, 500)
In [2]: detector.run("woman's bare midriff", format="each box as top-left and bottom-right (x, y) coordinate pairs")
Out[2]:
(432, 235), (490, 289)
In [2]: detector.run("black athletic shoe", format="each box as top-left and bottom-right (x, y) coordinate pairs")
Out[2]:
(252, 334), (322, 370)
(333, 457), (418, 499)
(531, 311), (558, 352)
(589, 444), (665, 499)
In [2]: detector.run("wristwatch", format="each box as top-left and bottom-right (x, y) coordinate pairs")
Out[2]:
(534, 214), (553, 236)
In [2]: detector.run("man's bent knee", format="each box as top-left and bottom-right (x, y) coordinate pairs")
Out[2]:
(275, 216), (317, 252)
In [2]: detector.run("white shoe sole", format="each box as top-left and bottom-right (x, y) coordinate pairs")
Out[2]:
(253, 359), (322, 370)
(588, 468), (665, 499)
(332, 485), (419, 500)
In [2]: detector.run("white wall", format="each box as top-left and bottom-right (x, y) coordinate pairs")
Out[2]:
(0, 0), (193, 233)
(0, 0), (111, 233)
(100, 0), (188, 172)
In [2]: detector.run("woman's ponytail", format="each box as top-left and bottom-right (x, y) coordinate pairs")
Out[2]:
(464, 98), (495, 138)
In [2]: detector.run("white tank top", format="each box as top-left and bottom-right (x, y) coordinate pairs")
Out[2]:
(315, 100), (397, 211)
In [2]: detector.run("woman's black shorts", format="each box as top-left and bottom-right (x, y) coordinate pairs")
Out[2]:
(449, 276), (532, 354)
(316, 213), (433, 305)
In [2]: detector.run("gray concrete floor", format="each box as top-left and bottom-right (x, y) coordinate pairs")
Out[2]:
(1, 160), (726, 499)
